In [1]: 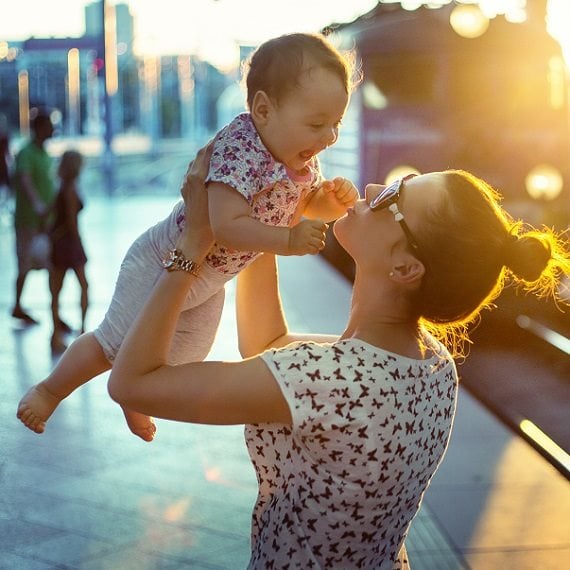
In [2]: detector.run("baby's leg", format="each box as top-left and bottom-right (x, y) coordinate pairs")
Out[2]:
(17, 332), (110, 434)
(120, 409), (156, 442)
(17, 211), (174, 439)
(93, 229), (171, 441)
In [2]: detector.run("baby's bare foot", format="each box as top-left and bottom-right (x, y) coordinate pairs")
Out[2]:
(17, 382), (63, 434)
(122, 408), (156, 442)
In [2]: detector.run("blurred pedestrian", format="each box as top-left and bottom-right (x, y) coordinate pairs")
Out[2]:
(0, 132), (12, 220)
(49, 150), (89, 353)
(11, 113), (56, 325)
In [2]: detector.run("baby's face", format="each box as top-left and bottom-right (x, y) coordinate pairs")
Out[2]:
(262, 66), (349, 173)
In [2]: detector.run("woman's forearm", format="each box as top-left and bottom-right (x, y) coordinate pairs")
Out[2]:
(108, 141), (292, 426)
(109, 270), (194, 397)
(236, 254), (289, 358)
(108, 263), (292, 426)
(236, 254), (340, 357)
(111, 152), (212, 403)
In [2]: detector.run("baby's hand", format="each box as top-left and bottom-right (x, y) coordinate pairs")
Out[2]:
(304, 177), (359, 222)
(288, 219), (328, 256)
(321, 177), (359, 208)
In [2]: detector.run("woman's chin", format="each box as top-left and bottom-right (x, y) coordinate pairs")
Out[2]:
(332, 217), (345, 241)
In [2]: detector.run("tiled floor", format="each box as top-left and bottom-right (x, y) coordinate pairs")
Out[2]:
(1, 194), (568, 569)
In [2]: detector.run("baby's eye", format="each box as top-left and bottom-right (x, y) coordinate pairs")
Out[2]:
(310, 123), (324, 130)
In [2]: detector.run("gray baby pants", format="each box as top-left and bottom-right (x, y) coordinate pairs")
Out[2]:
(94, 201), (232, 364)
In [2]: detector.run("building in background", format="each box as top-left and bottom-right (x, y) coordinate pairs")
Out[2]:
(0, 1), (228, 141)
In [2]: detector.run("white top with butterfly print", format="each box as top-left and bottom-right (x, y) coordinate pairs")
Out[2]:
(245, 337), (458, 570)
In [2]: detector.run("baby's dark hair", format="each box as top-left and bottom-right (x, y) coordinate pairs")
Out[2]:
(413, 170), (569, 355)
(242, 32), (359, 110)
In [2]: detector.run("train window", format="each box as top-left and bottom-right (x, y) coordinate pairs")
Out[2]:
(450, 55), (563, 126)
(505, 62), (551, 112)
(548, 56), (566, 110)
(362, 82), (388, 110)
(365, 54), (436, 106)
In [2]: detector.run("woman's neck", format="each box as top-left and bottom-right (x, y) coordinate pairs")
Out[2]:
(341, 273), (426, 359)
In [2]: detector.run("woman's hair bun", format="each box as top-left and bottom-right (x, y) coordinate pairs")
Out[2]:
(504, 234), (551, 282)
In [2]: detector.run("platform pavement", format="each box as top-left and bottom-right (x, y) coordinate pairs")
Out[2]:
(1, 193), (569, 569)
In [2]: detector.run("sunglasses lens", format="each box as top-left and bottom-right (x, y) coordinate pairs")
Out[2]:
(371, 180), (400, 210)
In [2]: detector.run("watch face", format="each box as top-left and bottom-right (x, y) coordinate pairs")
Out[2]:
(162, 258), (175, 269)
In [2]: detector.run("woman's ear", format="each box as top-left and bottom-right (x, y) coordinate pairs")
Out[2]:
(390, 255), (425, 285)
(251, 91), (272, 125)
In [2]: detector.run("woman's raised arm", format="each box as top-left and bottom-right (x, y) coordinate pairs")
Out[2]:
(108, 143), (292, 426)
(236, 254), (340, 359)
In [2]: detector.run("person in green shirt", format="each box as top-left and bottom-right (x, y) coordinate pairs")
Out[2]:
(12, 113), (56, 324)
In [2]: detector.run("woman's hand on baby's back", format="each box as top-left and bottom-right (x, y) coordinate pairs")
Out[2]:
(180, 140), (214, 209)
(177, 141), (215, 261)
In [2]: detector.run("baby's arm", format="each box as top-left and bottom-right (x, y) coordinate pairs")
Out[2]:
(208, 182), (327, 256)
(304, 177), (359, 222)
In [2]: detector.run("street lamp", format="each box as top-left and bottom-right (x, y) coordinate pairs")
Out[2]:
(449, 4), (490, 39)
(142, 55), (160, 155)
(67, 48), (80, 136)
(104, 2), (118, 98)
(525, 164), (564, 201)
(102, 0), (118, 194)
(18, 70), (30, 138)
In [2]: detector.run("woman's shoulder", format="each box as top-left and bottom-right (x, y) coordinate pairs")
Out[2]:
(262, 337), (455, 380)
(280, 336), (451, 360)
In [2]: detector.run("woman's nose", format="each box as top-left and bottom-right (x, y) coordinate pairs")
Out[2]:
(364, 184), (384, 205)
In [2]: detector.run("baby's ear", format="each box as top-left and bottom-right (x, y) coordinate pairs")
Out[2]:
(251, 91), (272, 124)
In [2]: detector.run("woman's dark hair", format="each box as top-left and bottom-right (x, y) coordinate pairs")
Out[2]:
(242, 32), (360, 110)
(58, 150), (83, 181)
(414, 170), (569, 354)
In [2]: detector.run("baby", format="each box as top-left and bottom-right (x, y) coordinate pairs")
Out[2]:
(17, 32), (360, 441)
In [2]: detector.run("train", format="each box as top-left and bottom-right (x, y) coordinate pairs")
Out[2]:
(320, 2), (569, 281)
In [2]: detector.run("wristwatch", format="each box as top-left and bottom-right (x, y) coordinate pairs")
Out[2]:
(162, 248), (200, 276)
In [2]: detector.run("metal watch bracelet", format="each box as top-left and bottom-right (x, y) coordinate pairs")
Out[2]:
(162, 248), (201, 276)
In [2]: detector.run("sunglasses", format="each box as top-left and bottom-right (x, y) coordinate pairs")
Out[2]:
(369, 173), (422, 255)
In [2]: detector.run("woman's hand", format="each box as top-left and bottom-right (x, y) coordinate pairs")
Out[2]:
(177, 141), (215, 264)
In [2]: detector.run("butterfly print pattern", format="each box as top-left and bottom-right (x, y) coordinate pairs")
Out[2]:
(245, 338), (458, 569)
(204, 113), (321, 274)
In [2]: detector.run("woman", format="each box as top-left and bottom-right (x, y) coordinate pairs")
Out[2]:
(49, 150), (89, 352)
(108, 145), (568, 569)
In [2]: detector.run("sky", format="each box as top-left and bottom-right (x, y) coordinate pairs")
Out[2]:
(0, 0), (568, 69)
(0, 0), (378, 68)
